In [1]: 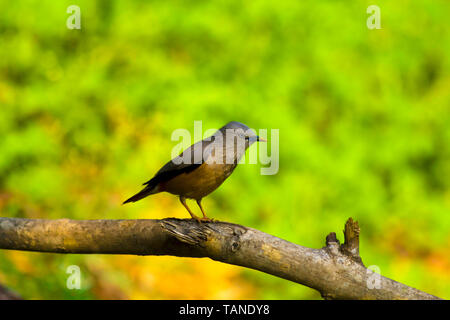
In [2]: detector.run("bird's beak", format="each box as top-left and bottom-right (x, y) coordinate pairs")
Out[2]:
(257, 136), (267, 142)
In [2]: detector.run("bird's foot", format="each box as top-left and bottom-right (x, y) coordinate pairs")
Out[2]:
(192, 217), (214, 223)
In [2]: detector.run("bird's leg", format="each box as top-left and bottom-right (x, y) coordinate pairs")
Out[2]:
(196, 199), (213, 222)
(179, 196), (202, 223)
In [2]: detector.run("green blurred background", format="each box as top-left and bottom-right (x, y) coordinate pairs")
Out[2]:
(0, 0), (449, 299)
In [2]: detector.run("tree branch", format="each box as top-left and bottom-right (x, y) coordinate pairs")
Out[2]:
(0, 283), (22, 300)
(0, 217), (441, 300)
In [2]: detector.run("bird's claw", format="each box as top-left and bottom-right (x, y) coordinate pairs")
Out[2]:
(192, 217), (215, 223)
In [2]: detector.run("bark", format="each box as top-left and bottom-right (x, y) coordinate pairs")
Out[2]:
(0, 284), (22, 300)
(0, 217), (441, 300)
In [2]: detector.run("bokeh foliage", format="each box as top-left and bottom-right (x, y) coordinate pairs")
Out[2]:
(0, 0), (449, 299)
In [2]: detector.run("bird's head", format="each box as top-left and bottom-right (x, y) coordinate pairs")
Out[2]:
(220, 121), (267, 147)
(213, 121), (267, 164)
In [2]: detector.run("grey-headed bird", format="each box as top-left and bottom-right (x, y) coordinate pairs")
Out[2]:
(123, 121), (266, 222)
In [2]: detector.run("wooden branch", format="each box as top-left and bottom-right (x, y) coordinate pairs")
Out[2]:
(0, 283), (22, 300)
(0, 217), (441, 300)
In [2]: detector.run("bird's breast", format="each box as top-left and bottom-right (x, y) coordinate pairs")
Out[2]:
(162, 162), (237, 200)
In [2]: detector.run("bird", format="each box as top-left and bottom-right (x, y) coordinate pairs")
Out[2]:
(123, 121), (266, 222)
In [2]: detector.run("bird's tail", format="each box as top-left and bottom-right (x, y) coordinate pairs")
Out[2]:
(123, 185), (158, 204)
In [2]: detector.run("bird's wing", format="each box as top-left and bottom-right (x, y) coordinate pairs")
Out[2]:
(143, 136), (216, 188)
